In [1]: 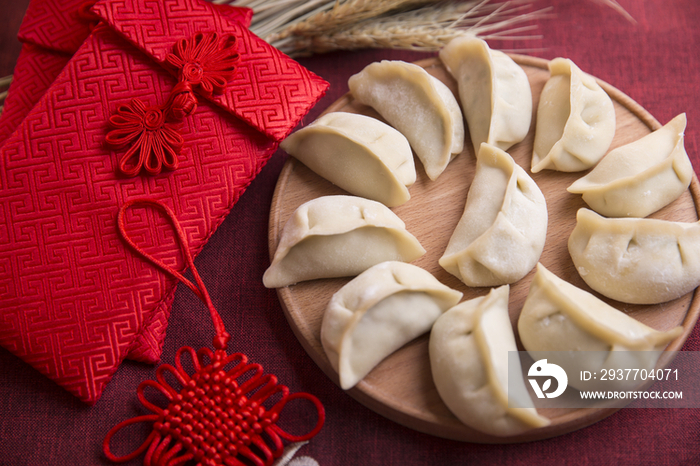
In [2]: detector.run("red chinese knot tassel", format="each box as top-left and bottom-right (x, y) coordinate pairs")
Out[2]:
(105, 99), (183, 177)
(106, 32), (240, 177)
(103, 200), (324, 466)
(167, 32), (240, 99)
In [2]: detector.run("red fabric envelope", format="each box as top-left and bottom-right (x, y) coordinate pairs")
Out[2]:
(0, 0), (256, 364)
(0, 0), (328, 404)
(0, 0), (253, 149)
(0, 45), (70, 147)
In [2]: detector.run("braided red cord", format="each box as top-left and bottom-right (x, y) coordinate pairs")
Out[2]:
(104, 200), (325, 466)
(117, 199), (230, 350)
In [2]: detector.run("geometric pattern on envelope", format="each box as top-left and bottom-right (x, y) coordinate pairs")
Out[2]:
(92, 0), (326, 142)
(0, 0), (263, 364)
(18, 0), (95, 54)
(0, 44), (70, 147)
(0, 0), (327, 404)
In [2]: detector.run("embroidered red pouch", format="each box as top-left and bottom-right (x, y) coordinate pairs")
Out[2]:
(0, 2), (256, 367)
(0, 0), (253, 149)
(0, 0), (328, 404)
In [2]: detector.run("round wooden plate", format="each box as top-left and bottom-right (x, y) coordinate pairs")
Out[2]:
(267, 55), (700, 443)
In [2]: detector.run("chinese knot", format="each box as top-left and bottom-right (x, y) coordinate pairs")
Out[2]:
(103, 199), (324, 466)
(106, 32), (240, 177)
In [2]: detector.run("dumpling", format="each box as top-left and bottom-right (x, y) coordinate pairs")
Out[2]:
(321, 261), (462, 389)
(518, 263), (682, 391)
(439, 36), (532, 154)
(568, 113), (693, 217)
(568, 208), (700, 304)
(348, 60), (464, 181)
(439, 143), (547, 286)
(280, 112), (416, 207)
(531, 58), (616, 173)
(263, 196), (425, 288)
(429, 285), (550, 437)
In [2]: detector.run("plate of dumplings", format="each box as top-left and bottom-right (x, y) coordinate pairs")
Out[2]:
(265, 36), (700, 443)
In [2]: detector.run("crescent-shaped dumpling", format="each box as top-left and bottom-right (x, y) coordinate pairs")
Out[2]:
(567, 113), (693, 217)
(263, 196), (425, 288)
(321, 261), (462, 389)
(568, 208), (700, 304)
(429, 285), (550, 437)
(348, 60), (465, 181)
(280, 112), (416, 207)
(439, 36), (532, 154)
(519, 263), (682, 391)
(439, 143), (547, 286)
(531, 58), (616, 173)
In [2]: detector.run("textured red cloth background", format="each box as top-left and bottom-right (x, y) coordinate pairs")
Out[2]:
(1, 0), (700, 465)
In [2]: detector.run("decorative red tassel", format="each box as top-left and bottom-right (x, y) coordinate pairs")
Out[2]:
(103, 199), (324, 466)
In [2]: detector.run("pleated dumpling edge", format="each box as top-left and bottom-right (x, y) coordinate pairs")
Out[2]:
(440, 143), (547, 287)
(519, 263), (683, 391)
(322, 261), (462, 390)
(280, 112), (416, 207)
(568, 208), (700, 304)
(429, 285), (550, 437)
(348, 60), (465, 181)
(568, 113), (693, 218)
(263, 196), (425, 288)
(532, 57), (616, 173)
(440, 35), (532, 155)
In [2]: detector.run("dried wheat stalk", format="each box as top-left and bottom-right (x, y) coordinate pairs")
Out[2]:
(216, 0), (636, 56)
(0, 75), (12, 113)
(268, 0), (437, 39)
(269, 0), (551, 55)
(223, 0), (552, 55)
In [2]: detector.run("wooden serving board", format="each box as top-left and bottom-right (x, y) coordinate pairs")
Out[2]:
(268, 55), (700, 443)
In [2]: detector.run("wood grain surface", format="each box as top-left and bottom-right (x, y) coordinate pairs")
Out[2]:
(267, 55), (700, 443)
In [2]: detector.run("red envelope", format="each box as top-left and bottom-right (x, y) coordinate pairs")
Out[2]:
(0, 45), (70, 147)
(0, 0), (328, 404)
(0, 0), (254, 148)
(0, 0), (258, 364)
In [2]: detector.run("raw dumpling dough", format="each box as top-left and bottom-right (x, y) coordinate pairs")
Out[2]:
(519, 263), (682, 391)
(568, 208), (700, 304)
(280, 112), (416, 207)
(439, 36), (532, 154)
(568, 113), (693, 217)
(263, 196), (425, 288)
(429, 285), (550, 437)
(348, 60), (464, 181)
(532, 58), (615, 173)
(321, 261), (462, 389)
(440, 143), (547, 286)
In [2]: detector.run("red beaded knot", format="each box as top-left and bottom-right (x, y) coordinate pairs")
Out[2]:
(104, 347), (324, 466)
(104, 200), (324, 466)
(107, 32), (239, 177)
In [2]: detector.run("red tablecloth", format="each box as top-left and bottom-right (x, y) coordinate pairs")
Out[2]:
(1, 1), (699, 465)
